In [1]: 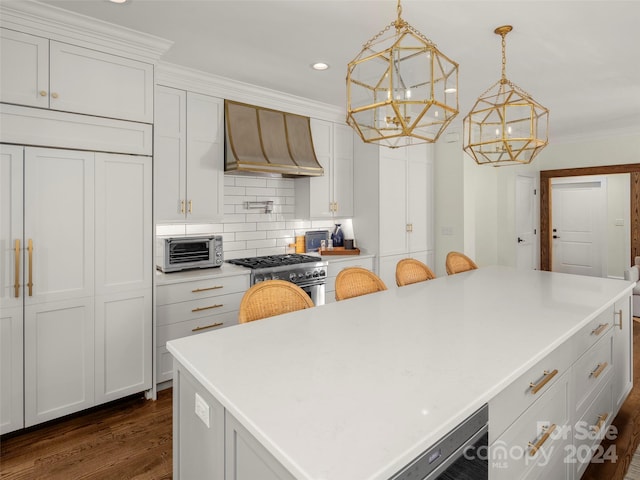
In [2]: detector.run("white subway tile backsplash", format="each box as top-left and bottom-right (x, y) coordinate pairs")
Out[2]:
(156, 174), (341, 258)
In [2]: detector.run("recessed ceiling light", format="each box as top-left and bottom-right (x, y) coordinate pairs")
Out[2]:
(312, 62), (329, 71)
(109, 0), (128, 3)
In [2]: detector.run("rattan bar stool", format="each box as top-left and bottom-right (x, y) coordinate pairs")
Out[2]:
(238, 279), (314, 323)
(445, 251), (478, 275)
(395, 258), (436, 287)
(335, 267), (387, 301)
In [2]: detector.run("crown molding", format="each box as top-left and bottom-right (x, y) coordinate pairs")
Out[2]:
(0, 0), (173, 63)
(156, 62), (345, 123)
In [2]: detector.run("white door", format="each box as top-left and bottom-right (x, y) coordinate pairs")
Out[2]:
(551, 179), (605, 277)
(515, 175), (537, 270)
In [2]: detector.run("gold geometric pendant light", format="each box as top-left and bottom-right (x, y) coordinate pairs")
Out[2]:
(463, 25), (549, 166)
(346, 0), (459, 148)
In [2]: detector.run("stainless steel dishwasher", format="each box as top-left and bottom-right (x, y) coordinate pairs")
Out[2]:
(391, 404), (488, 480)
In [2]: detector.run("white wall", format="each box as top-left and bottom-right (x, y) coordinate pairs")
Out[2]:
(452, 132), (640, 271)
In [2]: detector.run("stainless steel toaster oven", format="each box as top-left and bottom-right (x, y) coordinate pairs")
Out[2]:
(156, 235), (223, 272)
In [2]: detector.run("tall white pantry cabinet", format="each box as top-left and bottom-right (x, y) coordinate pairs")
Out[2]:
(0, 3), (168, 434)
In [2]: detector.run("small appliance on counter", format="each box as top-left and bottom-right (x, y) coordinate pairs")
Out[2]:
(156, 235), (223, 272)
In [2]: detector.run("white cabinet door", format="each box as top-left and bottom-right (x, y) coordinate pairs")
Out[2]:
(23, 148), (94, 306)
(155, 86), (187, 223)
(307, 119), (333, 218)
(0, 29), (49, 108)
(94, 153), (152, 402)
(24, 297), (95, 426)
(0, 145), (24, 434)
(186, 92), (224, 222)
(406, 146), (433, 255)
(49, 41), (154, 123)
(613, 295), (633, 412)
(333, 123), (354, 218)
(379, 152), (408, 257)
(0, 306), (23, 434)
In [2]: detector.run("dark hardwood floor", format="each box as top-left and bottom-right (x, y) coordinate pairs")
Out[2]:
(0, 389), (172, 480)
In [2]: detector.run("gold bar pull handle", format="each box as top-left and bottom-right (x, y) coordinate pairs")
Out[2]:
(14, 239), (20, 298)
(192, 304), (223, 313)
(529, 369), (558, 394)
(591, 413), (609, 434)
(27, 239), (33, 296)
(528, 424), (557, 456)
(192, 322), (223, 333)
(188, 200), (193, 214)
(192, 285), (223, 293)
(180, 200), (185, 214)
(614, 309), (623, 330)
(591, 323), (609, 336)
(589, 362), (608, 379)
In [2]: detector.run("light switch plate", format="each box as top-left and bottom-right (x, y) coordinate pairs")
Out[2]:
(195, 392), (210, 428)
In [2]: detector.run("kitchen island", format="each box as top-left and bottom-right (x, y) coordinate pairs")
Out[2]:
(167, 266), (634, 479)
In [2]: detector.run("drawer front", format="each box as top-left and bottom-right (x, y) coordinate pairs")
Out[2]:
(157, 291), (244, 326)
(574, 381), (613, 479)
(157, 310), (239, 346)
(490, 372), (570, 480)
(157, 275), (248, 306)
(573, 305), (613, 359)
(489, 340), (572, 443)
(572, 330), (613, 415)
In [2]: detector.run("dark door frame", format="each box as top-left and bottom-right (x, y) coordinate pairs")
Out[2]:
(539, 164), (640, 271)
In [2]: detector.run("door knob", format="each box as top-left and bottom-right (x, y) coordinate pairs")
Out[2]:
(553, 235), (560, 239)
(517, 237), (524, 243)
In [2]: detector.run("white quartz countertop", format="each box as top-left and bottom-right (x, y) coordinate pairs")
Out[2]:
(167, 266), (634, 480)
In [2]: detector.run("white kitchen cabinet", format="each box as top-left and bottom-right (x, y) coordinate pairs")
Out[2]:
(155, 270), (249, 385)
(22, 147), (96, 426)
(94, 153), (152, 403)
(353, 141), (434, 287)
(1, 145), (152, 429)
(0, 28), (154, 123)
(155, 86), (224, 223)
(295, 119), (354, 219)
(0, 306), (22, 434)
(613, 295), (633, 411)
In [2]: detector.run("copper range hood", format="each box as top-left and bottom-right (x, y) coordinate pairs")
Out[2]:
(224, 100), (324, 178)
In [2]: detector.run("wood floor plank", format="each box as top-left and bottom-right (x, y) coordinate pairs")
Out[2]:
(0, 389), (173, 479)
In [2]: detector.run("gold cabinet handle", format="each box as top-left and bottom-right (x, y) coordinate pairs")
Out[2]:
(591, 413), (609, 434)
(334, 202), (338, 212)
(192, 322), (223, 332)
(192, 304), (223, 313)
(528, 424), (556, 456)
(14, 239), (20, 298)
(529, 369), (558, 394)
(180, 200), (185, 214)
(192, 285), (223, 293)
(51, 92), (59, 99)
(188, 200), (193, 214)
(589, 362), (608, 379)
(614, 309), (623, 330)
(27, 239), (33, 296)
(39, 90), (47, 97)
(591, 323), (609, 336)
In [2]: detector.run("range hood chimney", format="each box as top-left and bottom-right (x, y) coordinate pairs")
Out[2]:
(224, 100), (324, 177)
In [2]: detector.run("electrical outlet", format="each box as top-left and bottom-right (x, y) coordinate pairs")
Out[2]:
(194, 392), (210, 428)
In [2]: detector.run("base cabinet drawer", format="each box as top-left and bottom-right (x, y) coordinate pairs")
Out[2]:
(157, 292), (244, 327)
(490, 371), (570, 480)
(157, 274), (248, 306)
(158, 310), (239, 347)
(572, 329), (613, 416)
(489, 340), (572, 443)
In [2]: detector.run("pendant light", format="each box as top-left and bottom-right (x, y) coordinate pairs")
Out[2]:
(463, 25), (549, 166)
(346, 0), (459, 148)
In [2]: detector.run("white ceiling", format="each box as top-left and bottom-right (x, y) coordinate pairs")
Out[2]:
(36, 0), (640, 144)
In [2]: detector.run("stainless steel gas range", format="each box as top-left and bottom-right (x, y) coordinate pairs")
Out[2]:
(227, 254), (328, 306)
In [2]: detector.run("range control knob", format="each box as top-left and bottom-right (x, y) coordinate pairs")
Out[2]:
(298, 273), (304, 280)
(313, 271), (319, 278)
(289, 272), (297, 282)
(319, 270), (326, 277)
(305, 271), (311, 278)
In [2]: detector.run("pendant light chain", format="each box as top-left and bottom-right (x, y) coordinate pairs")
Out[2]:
(501, 30), (507, 83)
